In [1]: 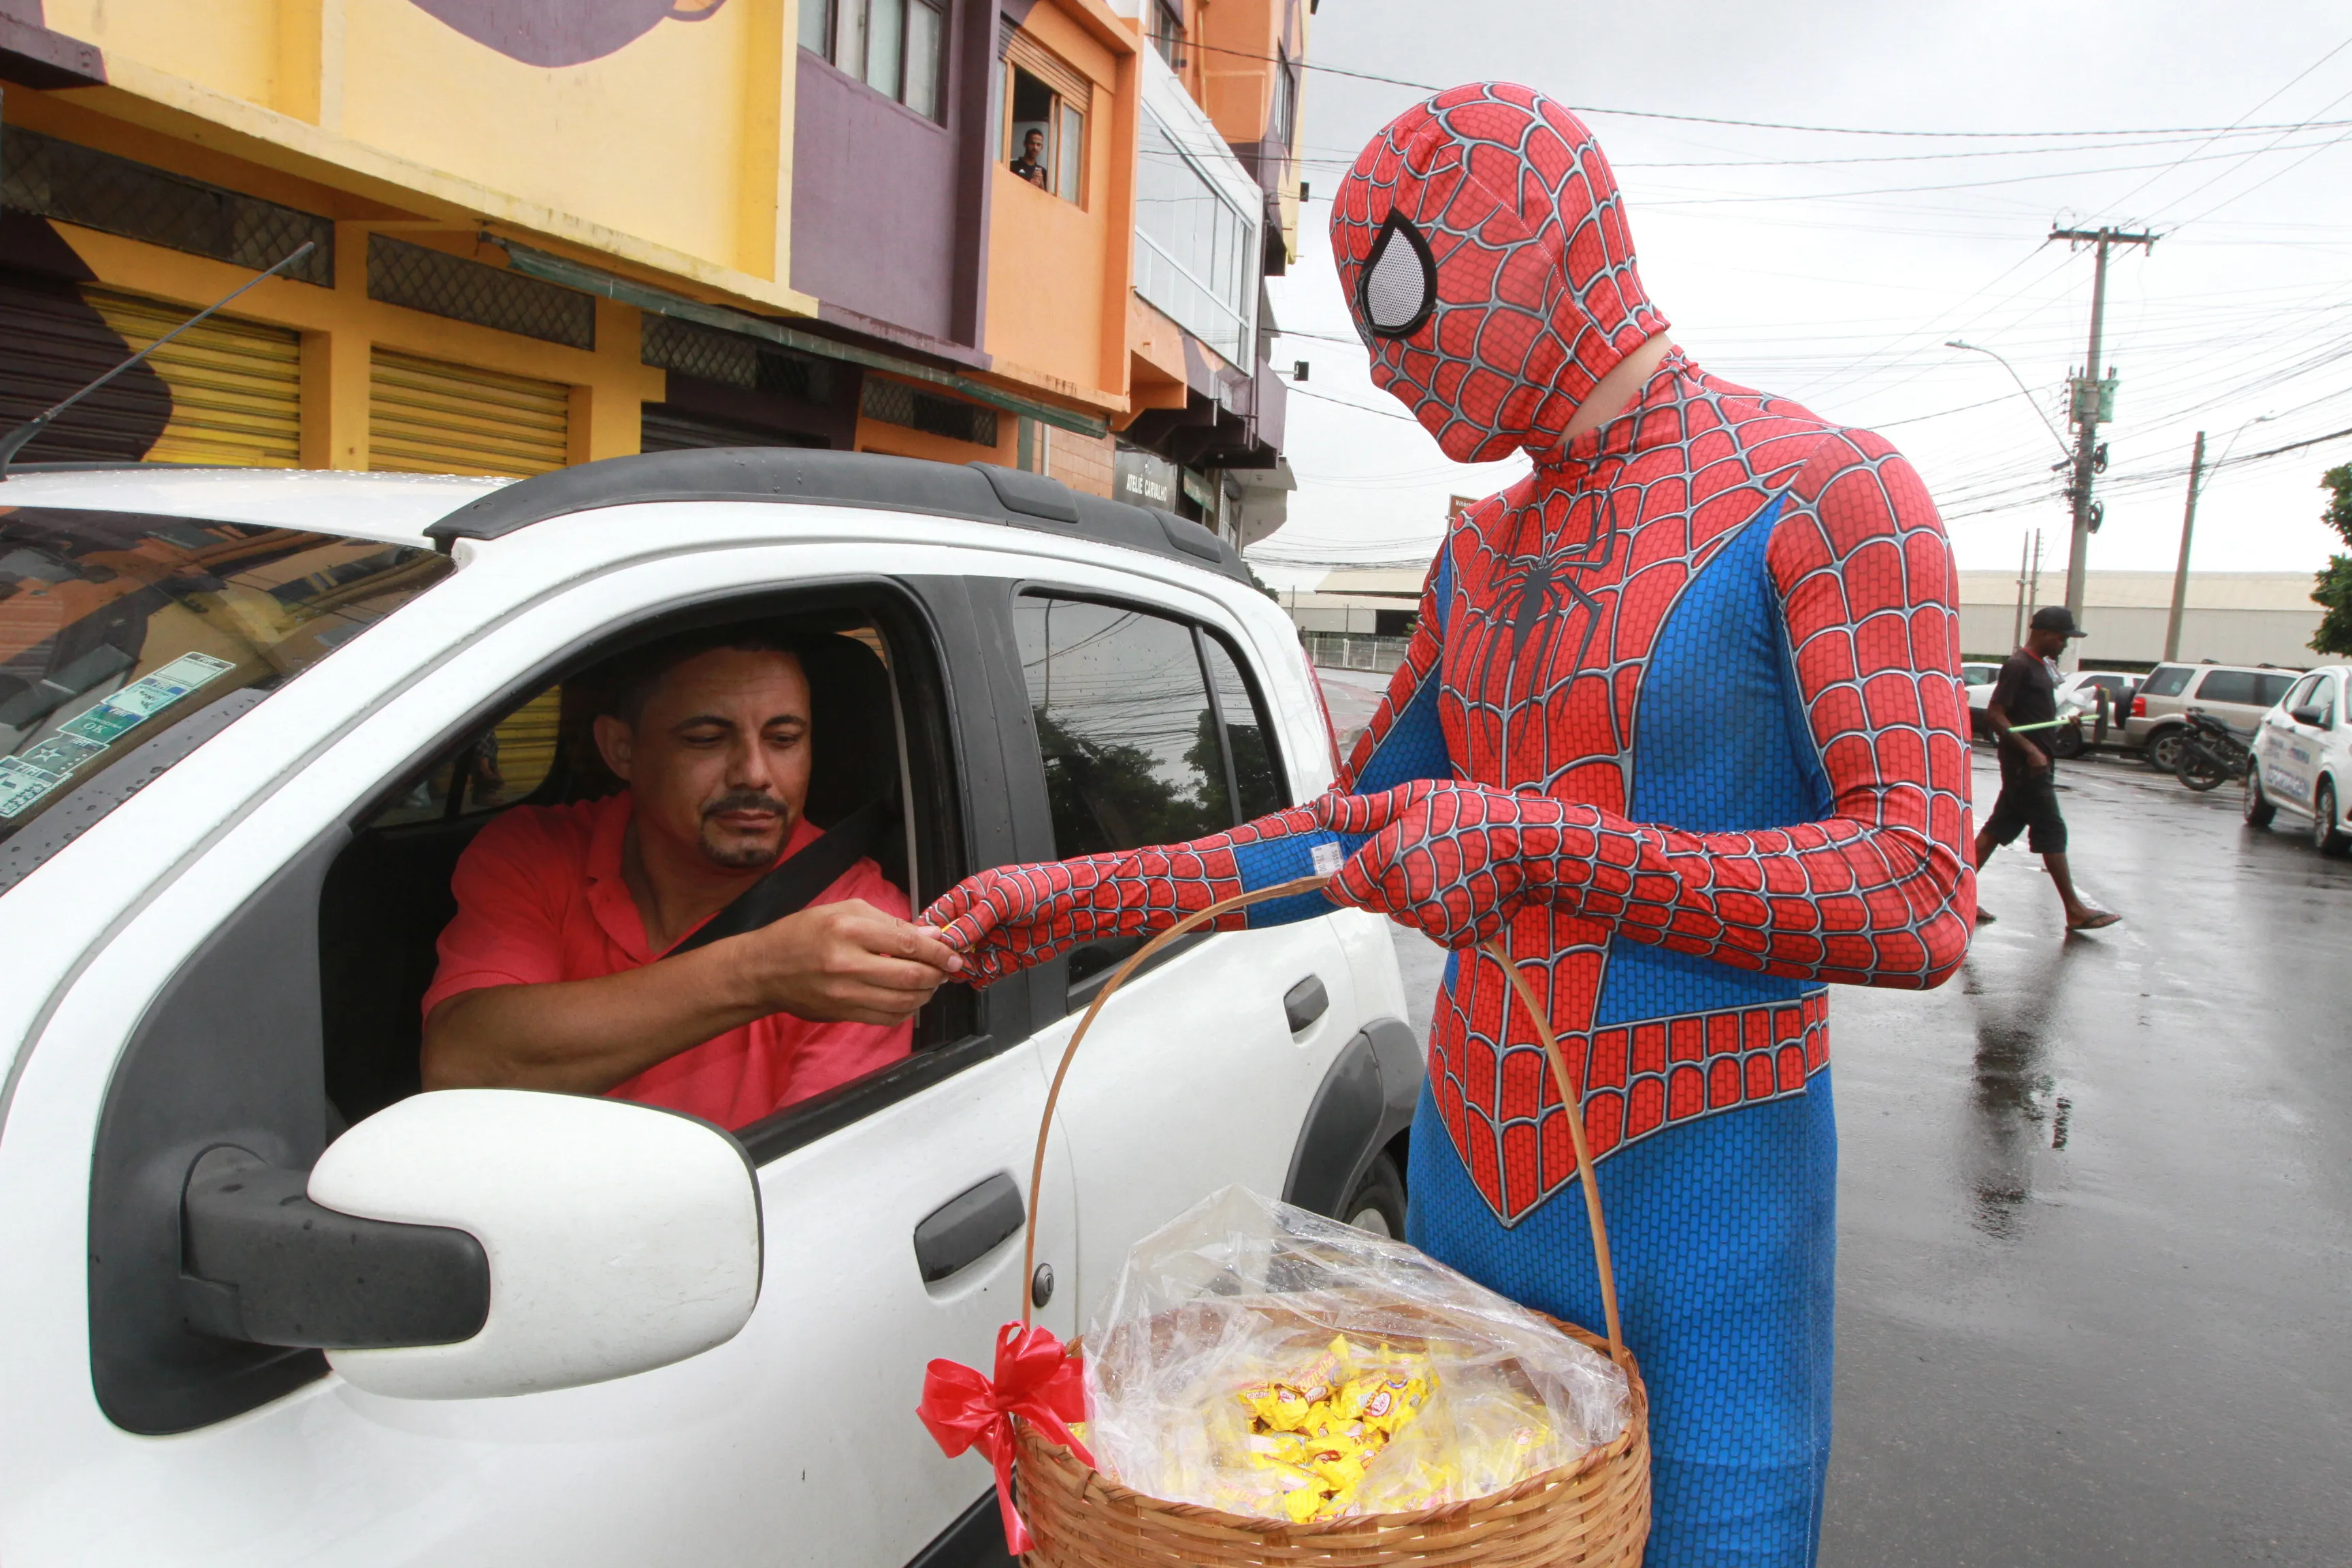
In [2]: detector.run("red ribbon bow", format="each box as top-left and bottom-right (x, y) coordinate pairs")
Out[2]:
(917, 1322), (1093, 1556)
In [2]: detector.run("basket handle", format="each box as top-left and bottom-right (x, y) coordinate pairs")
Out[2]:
(1482, 938), (1626, 1368)
(1013, 876), (1627, 1373)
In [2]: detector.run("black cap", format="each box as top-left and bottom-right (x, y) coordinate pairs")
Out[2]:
(2029, 605), (2087, 638)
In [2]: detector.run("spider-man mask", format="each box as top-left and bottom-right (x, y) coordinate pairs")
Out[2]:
(1332, 82), (1669, 464)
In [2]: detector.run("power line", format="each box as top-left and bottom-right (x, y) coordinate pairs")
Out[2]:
(1183, 36), (2352, 140)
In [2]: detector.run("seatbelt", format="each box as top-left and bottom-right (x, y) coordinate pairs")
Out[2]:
(664, 797), (894, 958)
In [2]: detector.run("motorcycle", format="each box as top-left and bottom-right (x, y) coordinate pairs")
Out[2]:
(2174, 708), (2253, 792)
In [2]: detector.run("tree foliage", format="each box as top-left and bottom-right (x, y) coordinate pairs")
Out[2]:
(2314, 463), (2352, 657)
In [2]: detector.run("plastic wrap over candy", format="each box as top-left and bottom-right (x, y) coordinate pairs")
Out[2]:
(1082, 1186), (1628, 1522)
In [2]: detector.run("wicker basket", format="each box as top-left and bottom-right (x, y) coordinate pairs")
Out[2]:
(1000, 876), (1651, 1567)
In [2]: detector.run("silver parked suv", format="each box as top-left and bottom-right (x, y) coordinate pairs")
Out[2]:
(2126, 662), (2303, 772)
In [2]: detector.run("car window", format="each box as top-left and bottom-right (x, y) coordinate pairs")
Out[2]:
(2194, 670), (2275, 706)
(2284, 674), (2322, 714)
(2140, 666), (2192, 698)
(1, 508), (451, 893)
(1962, 664), (1999, 685)
(368, 686), (566, 828)
(1200, 632), (1287, 819)
(1014, 595), (1235, 858)
(2309, 675), (2339, 728)
(1015, 593), (1284, 984)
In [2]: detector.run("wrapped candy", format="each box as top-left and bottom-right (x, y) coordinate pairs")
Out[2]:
(1081, 1186), (1629, 1524)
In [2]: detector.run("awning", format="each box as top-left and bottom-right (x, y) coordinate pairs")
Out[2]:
(493, 239), (1111, 440)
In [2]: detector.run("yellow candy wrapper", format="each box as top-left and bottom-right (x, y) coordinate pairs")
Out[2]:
(1080, 1186), (1630, 1527)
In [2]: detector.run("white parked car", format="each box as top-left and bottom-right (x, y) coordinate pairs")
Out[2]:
(0, 457), (1418, 1567)
(2244, 664), (2351, 855)
(1960, 661), (2001, 740)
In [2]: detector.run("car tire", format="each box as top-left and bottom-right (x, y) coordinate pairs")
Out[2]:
(2317, 779), (2350, 857)
(2147, 728), (2187, 773)
(2244, 766), (2276, 828)
(2048, 722), (2086, 761)
(1339, 1152), (1407, 1239)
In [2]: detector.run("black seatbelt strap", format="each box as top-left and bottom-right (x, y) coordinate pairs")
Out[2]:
(664, 797), (894, 958)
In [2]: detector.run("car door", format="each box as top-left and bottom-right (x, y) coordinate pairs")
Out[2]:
(2262, 674), (2321, 809)
(3, 533), (1075, 1567)
(984, 579), (1364, 1326)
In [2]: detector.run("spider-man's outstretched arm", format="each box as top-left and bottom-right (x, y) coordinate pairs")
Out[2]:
(1330, 434), (1975, 989)
(918, 552), (1460, 981)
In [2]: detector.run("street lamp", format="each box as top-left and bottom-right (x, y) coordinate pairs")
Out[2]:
(1945, 340), (2072, 462)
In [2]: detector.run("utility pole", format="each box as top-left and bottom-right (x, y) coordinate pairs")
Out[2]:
(2051, 224), (2157, 664)
(2165, 430), (2206, 662)
(2012, 530), (2031, 649)
(2027, 529), (2042, 625)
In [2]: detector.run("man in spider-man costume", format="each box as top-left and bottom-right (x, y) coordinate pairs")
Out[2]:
(922, 82), (1974, 1565)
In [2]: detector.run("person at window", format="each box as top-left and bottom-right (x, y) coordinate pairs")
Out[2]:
(1011, 127), (1049, 189)
(1974, 605), (2121, 931)
(420, 630), (961, 1127)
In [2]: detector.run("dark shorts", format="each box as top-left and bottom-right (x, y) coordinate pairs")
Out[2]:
(1984, 753), (2068, 853)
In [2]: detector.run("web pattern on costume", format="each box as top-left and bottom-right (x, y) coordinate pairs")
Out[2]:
(1324, 82), (1973, 1226)
(1326, 361), (1974, 1225)
(920, 802), (1333, 985)
(1330, 82), (1671, 465)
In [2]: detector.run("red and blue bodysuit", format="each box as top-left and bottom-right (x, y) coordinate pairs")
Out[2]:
(923, 83), (1975, 1566)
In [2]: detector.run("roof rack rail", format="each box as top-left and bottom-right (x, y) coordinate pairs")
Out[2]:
(421, 448), (1249, 584)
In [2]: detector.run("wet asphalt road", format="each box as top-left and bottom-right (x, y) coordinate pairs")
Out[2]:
(1384, 745), (2352, 1565)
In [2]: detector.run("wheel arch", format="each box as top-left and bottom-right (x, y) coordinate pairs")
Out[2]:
(1281, 1018), (1423, 1220)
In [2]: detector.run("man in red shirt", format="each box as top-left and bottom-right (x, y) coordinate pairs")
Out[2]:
(421, 631), (961, 1128)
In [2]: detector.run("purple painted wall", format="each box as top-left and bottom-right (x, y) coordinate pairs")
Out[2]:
(791, 46), (965, 345)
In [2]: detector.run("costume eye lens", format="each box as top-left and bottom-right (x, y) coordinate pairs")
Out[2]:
(1359, 213), (1436, 340)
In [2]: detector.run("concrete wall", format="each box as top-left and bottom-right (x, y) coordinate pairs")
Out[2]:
(1957, 571), (2323, 668)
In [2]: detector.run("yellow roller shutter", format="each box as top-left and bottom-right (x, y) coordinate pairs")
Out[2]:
(81, 288), (301, 468)
(368, 348), (569, 478)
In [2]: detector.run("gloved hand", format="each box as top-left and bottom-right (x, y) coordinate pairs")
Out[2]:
(1320, 779), (1631, 947)
(919, 802), (1335, 984)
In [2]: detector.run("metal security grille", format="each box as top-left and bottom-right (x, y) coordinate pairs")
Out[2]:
(81, 289), (301, 466)
(640, 313), (834, 405)
(862, 376), (998, 448)
(640, 405), (823, 453)
(366, 236), (594, 350)
(0, 126), (333, 287)
(368, 349), (568, 478)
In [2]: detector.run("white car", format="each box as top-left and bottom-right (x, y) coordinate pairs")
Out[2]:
(0, 457), (1418, 1567)
(1960, 662), (2002, 740)
(2245, 664), (2351, 855)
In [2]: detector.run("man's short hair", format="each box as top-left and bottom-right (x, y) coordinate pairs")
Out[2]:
(603, 627), (806, 728)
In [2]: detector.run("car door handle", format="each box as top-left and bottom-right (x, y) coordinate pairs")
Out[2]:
(1284, 976), (1330, 1033)
(913, 1172), (1026, 1284)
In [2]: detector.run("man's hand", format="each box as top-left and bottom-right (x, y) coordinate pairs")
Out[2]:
(2023, 741), (2050, 771)
(425, 900), (958, 1096)
(734, 899), (962, 1025)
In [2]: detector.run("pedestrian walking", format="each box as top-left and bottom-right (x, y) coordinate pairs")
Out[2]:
(1975, 606), (2121, 930)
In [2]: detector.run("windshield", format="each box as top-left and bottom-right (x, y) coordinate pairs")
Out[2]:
(1, 506), (452, 892)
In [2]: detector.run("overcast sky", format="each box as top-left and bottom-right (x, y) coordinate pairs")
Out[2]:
(1254, 0), (2352, 593)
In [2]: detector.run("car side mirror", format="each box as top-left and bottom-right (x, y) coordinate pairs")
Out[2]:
(2290, 704), (2327, 728)
(182, 1090), (762, 1401)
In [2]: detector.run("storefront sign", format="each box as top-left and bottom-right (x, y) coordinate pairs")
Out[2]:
(1113, 448), (1179, 510)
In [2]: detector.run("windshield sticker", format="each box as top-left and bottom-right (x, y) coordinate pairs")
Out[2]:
(0, 757), (63, 819)
(19, 732), (106, 777)
(59, 651), (233, 742)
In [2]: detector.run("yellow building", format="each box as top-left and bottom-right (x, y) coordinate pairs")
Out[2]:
(0, 0), (1303, 533)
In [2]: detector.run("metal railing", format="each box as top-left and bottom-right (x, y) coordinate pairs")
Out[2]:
(1302, 632), (1413, 674)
